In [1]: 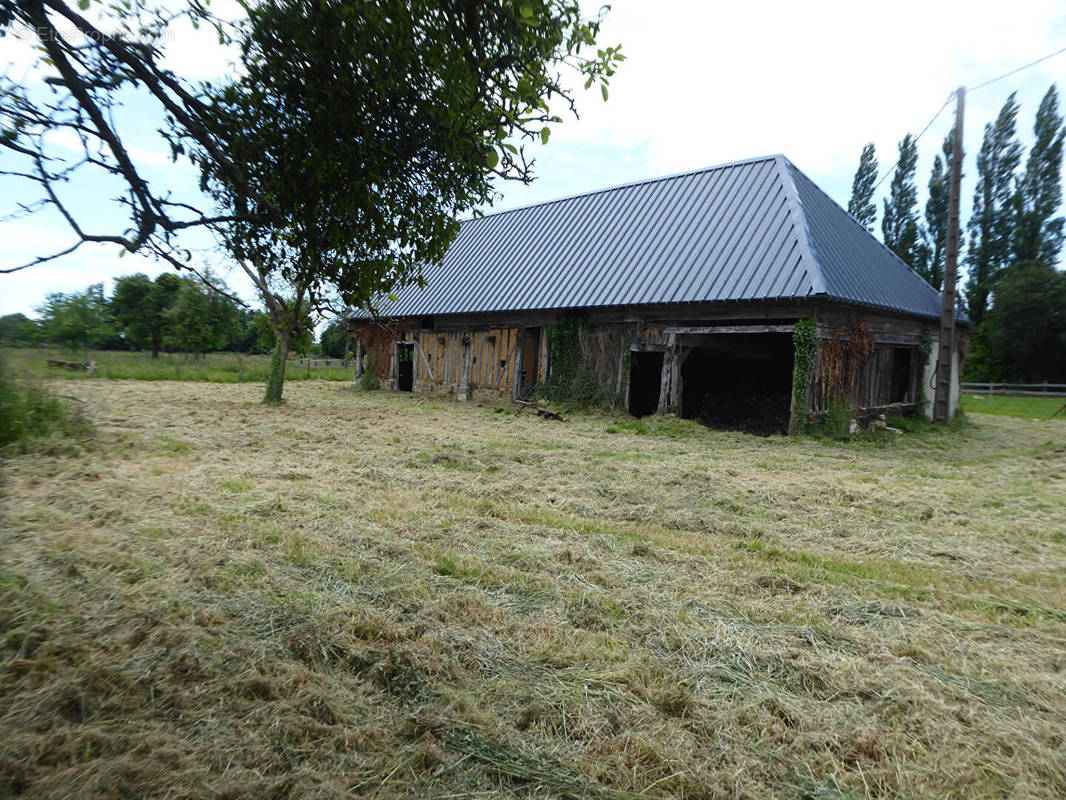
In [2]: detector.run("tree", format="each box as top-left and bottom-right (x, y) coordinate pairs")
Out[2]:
(0, 313), (40, 346)
(163, 278), (242, 357)
(251, 309), (312, 356)
(320, 319), (351, 360)
(197, 0), (622, 403)
(36, 284), (118, 350)
(978, 261), (1066, 382)
(232, 309), (263, 353)
(1012, 84), (1065, 266)
(965, 93), (1024, 324)
(0, 0), (275, 293)
(919, 129), (957, 290)
(3, 0), (619, 404)
(111, 273), (181, 357)
(847, 143), (878, 231)
(881, 134), (921, 268)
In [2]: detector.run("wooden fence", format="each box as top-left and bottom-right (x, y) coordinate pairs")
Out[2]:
(295, 358), (351, 368)
(962, 382), (1066, 398)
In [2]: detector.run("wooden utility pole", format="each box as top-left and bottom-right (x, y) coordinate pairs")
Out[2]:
(934, 87), (965, 425)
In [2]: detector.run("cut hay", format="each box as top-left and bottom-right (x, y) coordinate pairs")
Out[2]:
(1, 379), (1064, 798)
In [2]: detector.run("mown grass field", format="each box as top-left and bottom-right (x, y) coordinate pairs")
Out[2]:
(1, 347), (356, 383)
(960, 393), (1066, 420)
(2, 380), (1065, 799)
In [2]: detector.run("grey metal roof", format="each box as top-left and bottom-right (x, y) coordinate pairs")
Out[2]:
(375, 155), (945, 320)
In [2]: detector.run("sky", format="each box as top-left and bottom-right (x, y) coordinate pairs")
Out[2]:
(2, 0), (1066, 317)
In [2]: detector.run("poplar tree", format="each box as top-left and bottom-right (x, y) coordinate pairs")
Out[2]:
(847, 143), (879, 231)
(965, 93), (1023, 324)
(881, 134), (921, 268)
(1012, 84), (1065, 266)
(919, 129), (956, 290)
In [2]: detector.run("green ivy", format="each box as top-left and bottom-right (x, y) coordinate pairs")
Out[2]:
(789, 316), (819, 435)
(538, 317), (628, 409)
(539, 317), (593, 406)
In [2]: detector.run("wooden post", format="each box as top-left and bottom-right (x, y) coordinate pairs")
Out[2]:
(934, 87), (965, 425)
(389, 342), (399, 390)
(511, 329), (524, 401)
(354, 341), (364, 379)
(656, 334), (677, 414)
(458, 337), (472, 401)
(238, 354), (244, 383)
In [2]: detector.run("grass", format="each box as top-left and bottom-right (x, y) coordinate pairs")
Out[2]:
(961, 393), (1066, 420)
(2, 380), (1065, 799)
(0, 357), (92, 454)
(1, 346), (357, 384)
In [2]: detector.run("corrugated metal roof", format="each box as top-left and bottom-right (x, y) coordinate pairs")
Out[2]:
(785, 162), (944, 318)
(375, 155), (944, 320)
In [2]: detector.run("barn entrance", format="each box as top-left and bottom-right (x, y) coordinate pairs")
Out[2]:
(628, 350), (664, 417)
(679, 333), (793, 434)
(396, 343), (415, 391)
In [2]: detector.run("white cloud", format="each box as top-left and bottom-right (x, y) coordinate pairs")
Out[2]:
(4, 0), (1066, 314)
(500, 0), (1066, 211)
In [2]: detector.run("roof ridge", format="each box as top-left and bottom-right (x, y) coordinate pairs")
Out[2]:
(785, 162), (949, 299)
(463, 153), (785, 225)
(773, 155), (827, 295)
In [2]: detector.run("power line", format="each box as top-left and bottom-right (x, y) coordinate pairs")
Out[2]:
(872, 92), (956, 192)
(870, 43), (1066, 193)
(970, 44), (1066, 93)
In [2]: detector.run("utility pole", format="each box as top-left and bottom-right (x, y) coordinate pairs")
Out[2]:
(934, 87), (965, 425)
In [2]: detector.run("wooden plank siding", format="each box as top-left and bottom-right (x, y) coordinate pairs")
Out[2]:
(808, 343), (919, 414)
(410, 327), (521, 399)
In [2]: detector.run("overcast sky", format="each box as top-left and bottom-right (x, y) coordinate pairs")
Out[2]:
(3, 0), (1065, 317)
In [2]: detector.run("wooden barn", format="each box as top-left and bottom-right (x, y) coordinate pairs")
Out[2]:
(351, 155), (966, 433)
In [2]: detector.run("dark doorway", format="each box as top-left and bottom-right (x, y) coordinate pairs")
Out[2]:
(680, 334), (793, 435)
(519, 327), (541, 396)
(397, 343), (414, 391)
(628, 350), (664, 417)
(888, 347), (914, 403)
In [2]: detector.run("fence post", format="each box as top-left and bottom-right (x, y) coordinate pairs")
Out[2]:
(988, 382), (993, 398)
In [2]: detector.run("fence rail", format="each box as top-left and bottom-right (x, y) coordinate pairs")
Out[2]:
(296, 358), (352, 368)
(962, 382), (1066, 398)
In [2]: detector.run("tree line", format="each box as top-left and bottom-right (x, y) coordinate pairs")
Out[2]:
(0, 273), (353, 360)
(848, 84), (1065, 382)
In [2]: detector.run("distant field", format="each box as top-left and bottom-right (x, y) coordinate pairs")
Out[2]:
(0, 346), (356, 383)
(2, 381), (1065, 799)
(961, 393), (1066, 420)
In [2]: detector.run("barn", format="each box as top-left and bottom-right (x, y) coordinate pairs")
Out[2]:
(351, 155), (965, 433)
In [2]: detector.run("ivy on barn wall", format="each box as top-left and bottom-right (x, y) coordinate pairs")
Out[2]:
(817, 317), (874, 406)
(353, 323), (398, 381)
(538, 316), (631, 409)
(789, 316), (819, 435)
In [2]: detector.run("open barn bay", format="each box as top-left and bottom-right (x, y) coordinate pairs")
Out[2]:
(2, 381), (1065, 799)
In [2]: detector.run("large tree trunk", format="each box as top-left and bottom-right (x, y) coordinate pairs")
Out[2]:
(264, 331), (291, 404)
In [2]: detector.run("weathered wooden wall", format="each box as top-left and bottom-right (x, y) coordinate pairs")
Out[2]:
(411, 327), (522, 400)
(808, 343), (920, 414)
